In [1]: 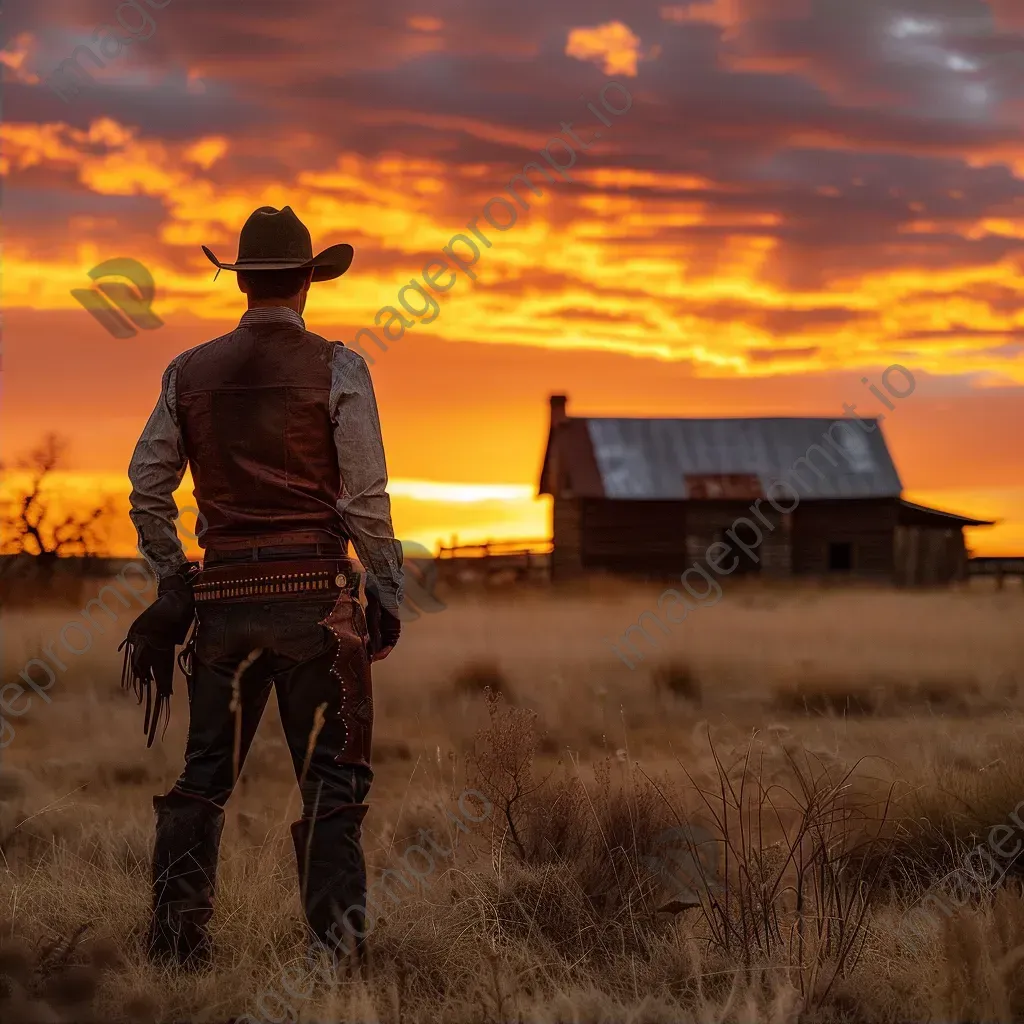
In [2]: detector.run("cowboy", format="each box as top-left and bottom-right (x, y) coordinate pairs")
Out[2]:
(122, 205), (404, 973)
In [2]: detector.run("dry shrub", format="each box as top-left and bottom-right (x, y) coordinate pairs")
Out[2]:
(870, 738), (1024, 897)
(454, 696), (900, 1017)
(452, 659), (514, 701)
(773, 671), (981, 718)
(887, 675), (979, 713)
(0, 925), (109, 1024)
(678, 737), (898, 1011)
(463, 693), (685, 960)
(772, 675), (879, 716)
(880, 886), (1024, 1023)
(372, 738), (413, 763)
(373, 792), (477, 867)
(651, 661), (701, 704)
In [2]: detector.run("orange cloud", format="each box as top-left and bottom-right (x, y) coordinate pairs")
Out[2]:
(0, 32), (40, 85)
(5, 120), (1023, 386)
(407, 16), (443, 32)
(566, 22), (642, 77)
(660, 0), (742, 30)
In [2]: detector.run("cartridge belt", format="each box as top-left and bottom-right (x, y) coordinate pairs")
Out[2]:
(193, 558), (361, 603)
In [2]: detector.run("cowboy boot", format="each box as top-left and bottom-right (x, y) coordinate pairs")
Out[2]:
(148, 789), (225, 969)
(291, 803), (370, 977)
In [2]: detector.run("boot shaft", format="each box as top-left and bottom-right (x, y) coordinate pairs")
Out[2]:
(149, 789), (225, 969)
(291, 804), (369, 964)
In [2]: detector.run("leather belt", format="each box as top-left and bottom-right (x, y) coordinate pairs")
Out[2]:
(205, 540), (347, 563)
(194, 558), (361, 603)
(203, 531), (348, 552)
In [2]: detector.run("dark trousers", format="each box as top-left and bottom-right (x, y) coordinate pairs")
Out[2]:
(149, 581), (373, 967)
(177, 595), (372, 813)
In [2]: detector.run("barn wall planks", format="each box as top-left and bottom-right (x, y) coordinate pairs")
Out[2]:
(552, 496), (970, 586)
(580, 499), (689, 575)
(551, 497), (583, 580)
(895, 525), (968, 585)
(792, 500), (897, 580)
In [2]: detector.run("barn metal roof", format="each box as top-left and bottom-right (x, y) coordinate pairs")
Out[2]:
(582, 417), (904, 500)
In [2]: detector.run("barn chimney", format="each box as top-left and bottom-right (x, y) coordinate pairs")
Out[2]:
(549, 393), (569, 429)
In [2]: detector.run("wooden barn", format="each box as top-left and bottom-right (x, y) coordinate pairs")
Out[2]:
(538, 395), (993, 586)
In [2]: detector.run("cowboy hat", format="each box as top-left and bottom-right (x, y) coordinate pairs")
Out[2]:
(201, 205), (353, 282)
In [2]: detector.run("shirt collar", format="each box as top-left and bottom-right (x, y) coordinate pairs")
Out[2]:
(239, 306), (306, 331)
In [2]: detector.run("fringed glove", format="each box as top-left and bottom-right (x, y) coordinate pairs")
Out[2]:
(118, 563), (199, 746)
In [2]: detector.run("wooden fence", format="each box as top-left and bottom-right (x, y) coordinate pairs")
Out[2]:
(968, 557), (1024, 589)
(435, 538), (552, 584)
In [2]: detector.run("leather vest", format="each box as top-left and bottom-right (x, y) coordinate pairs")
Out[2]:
(175, 320), (346, 552)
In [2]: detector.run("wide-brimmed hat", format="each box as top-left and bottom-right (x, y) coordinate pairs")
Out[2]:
(202, 205), (353, 282)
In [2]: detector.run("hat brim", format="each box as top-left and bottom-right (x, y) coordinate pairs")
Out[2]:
(201, 242), (354, 283)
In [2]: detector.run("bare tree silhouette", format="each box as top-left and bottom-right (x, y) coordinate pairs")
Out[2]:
(0, 434), (114, 575)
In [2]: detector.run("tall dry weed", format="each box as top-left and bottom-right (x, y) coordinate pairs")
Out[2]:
(655, 734), (899, 1011)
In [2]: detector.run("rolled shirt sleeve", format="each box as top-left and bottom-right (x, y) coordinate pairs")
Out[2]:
(128, 359), (188, 578)
(330, 345), (404, 613)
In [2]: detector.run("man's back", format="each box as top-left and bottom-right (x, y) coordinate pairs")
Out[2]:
(175, 318), (343, 549)
(128, 303), (402, 613)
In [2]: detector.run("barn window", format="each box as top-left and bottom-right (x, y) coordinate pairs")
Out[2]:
(828, 542), (853, 572)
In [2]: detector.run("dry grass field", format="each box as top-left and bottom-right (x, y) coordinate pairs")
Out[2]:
(2, 578), (1024, 1023)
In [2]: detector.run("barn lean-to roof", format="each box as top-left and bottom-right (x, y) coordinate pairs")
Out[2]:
(897, 499), (994, 528)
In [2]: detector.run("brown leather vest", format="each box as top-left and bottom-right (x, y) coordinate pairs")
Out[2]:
(175, 319), (346, 552)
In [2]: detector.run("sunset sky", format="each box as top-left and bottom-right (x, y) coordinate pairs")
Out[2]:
(4, 0), (1024, 556)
